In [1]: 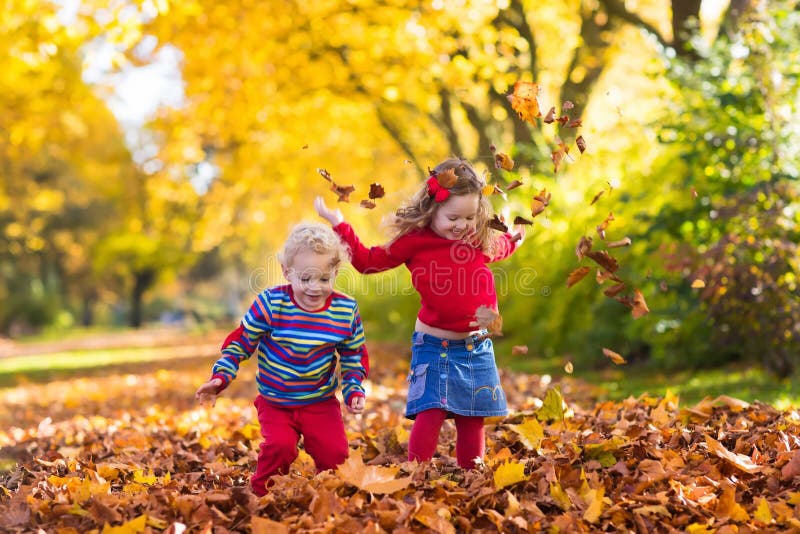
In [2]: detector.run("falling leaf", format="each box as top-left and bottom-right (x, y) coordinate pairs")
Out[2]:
(336, 450), (412, 494)
(602, 348), (626, 365)
(513, 216), (533, 226)
(494, 460), (527, 489)
(537, 386), (565, 423)
(576, 135), (587, 153)
(317, 168), (332, 182)
(369, 183), (385, 199)
(606, 237), (631, 248)
(631, 289), (650, 319)
(494, 152), (515, 171)
(589, 190), (605, 205)
(575, 235), (593, 261)
(543, 106), (556, 124)
(586, 250), (619, 273)
(562, 101), (574, 110)
(506, 179), (523, 191)
(691, 186), (698, 199)
(302, 144), (309, 149)
(691, 279), (706, 289)
(596, 212), (614, 240)
(566, 118), (582, 128)
(564, 361), (574, 374)
(331, 182), (356, 202)
(360, 200), (376, 209)
(483, 184), (505, 196)
(488, 215), (508, 233)
(531, 188), (551, 218)
(603, 283), (626, 297)
(596, 269), (622, 284)
(507, 81), (542, 124)
(511, 345), (528, 355)
(551, 138), (570, 173)
(567, 266), (591, 288)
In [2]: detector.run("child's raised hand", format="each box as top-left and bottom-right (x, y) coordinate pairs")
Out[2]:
(347, 395), (365, 414)
(195, 378), (223, 407)
(314, 196), (344, 226)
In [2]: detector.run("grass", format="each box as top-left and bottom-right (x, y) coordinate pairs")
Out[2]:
(501, 352), (800, 410)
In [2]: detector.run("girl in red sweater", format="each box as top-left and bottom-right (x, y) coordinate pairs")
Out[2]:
(315, 157), (525, 468)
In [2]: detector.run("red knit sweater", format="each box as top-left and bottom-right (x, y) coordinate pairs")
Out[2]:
(334, 222), (518, 332)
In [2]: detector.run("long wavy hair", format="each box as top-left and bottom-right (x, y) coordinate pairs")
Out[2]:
(388, 158), (497, 254)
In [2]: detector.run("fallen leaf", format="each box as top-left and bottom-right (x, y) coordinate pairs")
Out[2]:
(705, 436), (764, 474)
(510, 418), (544, 451)
(336, 450), (412, 494)
(494, 460), (527, 489)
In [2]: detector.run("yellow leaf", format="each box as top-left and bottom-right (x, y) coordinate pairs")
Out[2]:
(602, 347), (626, 365)
(691, 279), (706, 288)
(754, 497), (772, 524)
(509, 418), (544, 451)
(684, 524), (714, 534)
(336, 450), (412, 494)
(537, 386), (565, 423)
(715, 486), (749, 523)
(101, 514), (147, 534)
(414, 501), (455, 534)
(549, 481), (572, 510)
(133, 469), (157, 485)
(493, 460), (526, 489)
(582, 486), (605, 523)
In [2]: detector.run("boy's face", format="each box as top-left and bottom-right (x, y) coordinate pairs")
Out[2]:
(282, 250), (338, 311)
(430, 192), (480, 241)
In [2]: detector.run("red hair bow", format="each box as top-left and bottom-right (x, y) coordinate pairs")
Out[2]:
(426, 175), (450, 203)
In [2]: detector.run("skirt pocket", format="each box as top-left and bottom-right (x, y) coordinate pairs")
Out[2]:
(407, 363), (429, 402)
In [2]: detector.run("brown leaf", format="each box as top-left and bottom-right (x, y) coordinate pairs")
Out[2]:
(531, 188), (551, 218)
(437, 168), (458, 188)
(471, 305), (503, 336)
(705, 436), (764, 473)
(567, 266), (591, 288)
(603, 283), (626, 297)
(336, 450), (412, 494)
(369, 183), (385, 199)
(576, 135), (587, 153)
(511, 345), (529, 355)
(631, 289), (650, 319)
(252, 517), (289, 534)
(488, 214), (508, 233)
(494, 152), (515, 171)
(360, 200), (376, 209)
(596, 212), (614, 240)
(513, 216), (533, 226)
(586, 250), (619, 273)
(506, 179), (523, 191)
(602, 347), (626, 365)
(607, 237), (631, 248)
(575, 235), (593, 261)
(589, 190), (605, 205)
(565, 118), (582, 128)
(317, 168), (333, 182)
(543, 106), (556, 124)
(331, 182), (355, 202)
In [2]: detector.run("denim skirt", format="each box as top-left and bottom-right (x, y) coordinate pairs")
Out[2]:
(405, 331), (508, 419)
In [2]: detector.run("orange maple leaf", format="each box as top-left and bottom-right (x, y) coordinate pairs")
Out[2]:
(507, 81), (542, 124)
(436, 168), (458, 188)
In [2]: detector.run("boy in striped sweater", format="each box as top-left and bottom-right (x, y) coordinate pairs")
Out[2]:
(195, 222), (369, 496)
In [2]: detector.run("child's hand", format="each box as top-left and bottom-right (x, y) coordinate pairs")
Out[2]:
(195, 378), (223, 407)
(347, 395), (365, 414)
(314, 196), (344, 226)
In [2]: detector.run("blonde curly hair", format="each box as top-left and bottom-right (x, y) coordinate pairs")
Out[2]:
(278, 222), (350, 269)
(389, 157), (496, 254)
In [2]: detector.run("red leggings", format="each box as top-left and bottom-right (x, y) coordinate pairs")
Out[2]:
(407, 409), (484, 468)
(251, 395), (348, 496)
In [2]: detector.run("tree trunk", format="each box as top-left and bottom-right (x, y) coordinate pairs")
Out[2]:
(129, 269), (155, 328)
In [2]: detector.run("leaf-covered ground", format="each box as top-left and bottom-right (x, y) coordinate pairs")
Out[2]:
(1, 342), (799, 533)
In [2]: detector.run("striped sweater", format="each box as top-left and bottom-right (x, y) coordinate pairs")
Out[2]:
(210, 285), (368, 406)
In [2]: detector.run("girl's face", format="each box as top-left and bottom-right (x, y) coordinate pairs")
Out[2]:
(430, 193), (480, 240)
(282, 249), (337, 311)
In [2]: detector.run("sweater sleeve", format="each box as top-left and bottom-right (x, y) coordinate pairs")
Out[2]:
(210, 293), (271, 391)
(336, 303), (369, 405)
(486, 232), (519, 263)
(333, 222), (408, 273)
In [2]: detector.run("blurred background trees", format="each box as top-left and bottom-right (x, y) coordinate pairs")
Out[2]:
(2, 0), (798, 376)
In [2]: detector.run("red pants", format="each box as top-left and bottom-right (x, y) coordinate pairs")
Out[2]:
(251, 395), (349, 496)
(407, 408), (485, 468)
